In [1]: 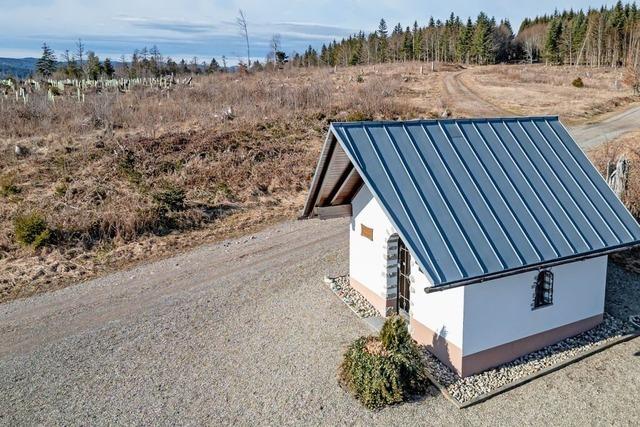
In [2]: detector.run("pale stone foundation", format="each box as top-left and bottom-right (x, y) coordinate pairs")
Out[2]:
(349, 277), (604, 377)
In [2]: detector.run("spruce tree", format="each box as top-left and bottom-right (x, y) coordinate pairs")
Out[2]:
(86, 51), (102, 79)
(412, 21), (423, 60)
(103, 57), (115, 78)
(208, 58), (220, 73)
(402, 26), (413, 61)
(377, 19), (388, 62)
(458, 18), (474, 63)
(36, 43), (57, 78)
(543, 18), (563, 64)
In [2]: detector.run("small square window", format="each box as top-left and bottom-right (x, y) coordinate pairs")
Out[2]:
(361, 224), (373, 241)
(534, 270), (553, 308)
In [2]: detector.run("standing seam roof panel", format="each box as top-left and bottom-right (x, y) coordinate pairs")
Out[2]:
(469, 121), (593, 254)
(430, 122), (558, 260)
(544, 120), (637, 240)
(407, 124), (525, 269)
(471, 121), (593, 253)
(416, 123), (537, 266)
(461, 120), (575, 257)
(519, 120), (619, 247)
(328, 117), (640, 286)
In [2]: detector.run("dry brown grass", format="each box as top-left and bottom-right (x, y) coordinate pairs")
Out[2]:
(2, 62), (637, 303)
(0, 65), (440, 303)
(463, 64), (639, 123)
(587, 131), (640, 219)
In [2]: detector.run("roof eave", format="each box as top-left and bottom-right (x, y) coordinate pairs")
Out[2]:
(424, 241), (640, 293)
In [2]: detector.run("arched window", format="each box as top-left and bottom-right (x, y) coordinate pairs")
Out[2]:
(534, 270), (553, 308)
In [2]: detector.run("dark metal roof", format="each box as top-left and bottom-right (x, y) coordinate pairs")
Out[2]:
(303, 116), (640, 288)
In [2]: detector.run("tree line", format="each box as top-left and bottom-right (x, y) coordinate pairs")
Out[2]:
(33, 1), (640, 80)
(319, 1), (640, 68)
(520, 1), (640, 67)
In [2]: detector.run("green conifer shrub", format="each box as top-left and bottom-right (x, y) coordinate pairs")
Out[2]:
(338, 316), (428, 409)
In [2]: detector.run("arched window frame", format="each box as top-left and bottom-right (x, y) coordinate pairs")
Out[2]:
(534, 270), (553, 308)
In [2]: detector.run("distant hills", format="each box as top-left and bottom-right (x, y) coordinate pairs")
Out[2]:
(0, 57), (39, 78)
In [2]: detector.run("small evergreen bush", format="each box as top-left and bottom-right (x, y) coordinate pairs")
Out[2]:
(14, 213), (51, 248)
(345, 111), (373, 122)
(572, 77), (585, 88)
(153, 184), (186, 211)
(0, 175), (20, 197)
(338, 316), (428, 409)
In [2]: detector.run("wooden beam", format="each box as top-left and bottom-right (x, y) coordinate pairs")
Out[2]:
(315, 204), (352, 220)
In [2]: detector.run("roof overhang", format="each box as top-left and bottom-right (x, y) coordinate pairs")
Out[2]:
(301, 128), (363, 219)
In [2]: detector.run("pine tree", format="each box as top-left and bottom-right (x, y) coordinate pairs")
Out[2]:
(36, 43), (57, 78)
(543, 18), (563, 64)
(103, 57), (115, 78)
(86, 51), (102, 79)
(208, 58), (221, 73)
(377, 19), (388, 62)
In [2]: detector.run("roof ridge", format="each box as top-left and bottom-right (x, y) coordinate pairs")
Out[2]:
(330, 115), (560, 127)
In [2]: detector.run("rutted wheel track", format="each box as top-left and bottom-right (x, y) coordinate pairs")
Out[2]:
(443, 71), (512, 117)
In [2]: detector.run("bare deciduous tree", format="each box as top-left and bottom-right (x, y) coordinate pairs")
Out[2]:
(236, 9), (250, 67)
(270, 33), (281, 64)
(75, 38), (85, 74)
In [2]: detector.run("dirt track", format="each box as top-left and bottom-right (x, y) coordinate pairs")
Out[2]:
(443, 70), (640, 149)
(443, 71), (511, 117)
(1, 218), (639, 425)
(570, 105), (640, 149)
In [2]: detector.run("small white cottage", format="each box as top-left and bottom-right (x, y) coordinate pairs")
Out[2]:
(302, 116), (640, 377)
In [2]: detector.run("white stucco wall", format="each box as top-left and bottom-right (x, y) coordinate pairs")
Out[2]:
(349, 184), (607, 358)
(349, 185), (396, 302)
(411, 265), (465, 350)
(350, 185), (465, 348)
(461, 256), (608, 356)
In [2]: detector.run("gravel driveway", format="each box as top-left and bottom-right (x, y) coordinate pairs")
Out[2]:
(1, 218), (639, 425)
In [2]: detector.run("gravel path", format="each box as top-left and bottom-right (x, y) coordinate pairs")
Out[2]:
(1, 218), (640, 425)
(570, 105), (640, 149)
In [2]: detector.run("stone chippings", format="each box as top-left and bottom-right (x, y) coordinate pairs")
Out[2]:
(326, 276), (380, 318)
(421, 313), (637, 404)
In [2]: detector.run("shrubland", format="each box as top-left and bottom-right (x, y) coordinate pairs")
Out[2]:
(0, 65), (424, 302)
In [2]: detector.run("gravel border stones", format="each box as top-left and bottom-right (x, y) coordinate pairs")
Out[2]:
(421, 313), (637, 405)
(324, 275), (380, 318)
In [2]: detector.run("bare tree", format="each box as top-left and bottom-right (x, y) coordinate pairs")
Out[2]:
(236, 9), (250, 67)
(270, 33), (281, 62)
(75, 38), (85, 74)
(623, 65), (640, 95)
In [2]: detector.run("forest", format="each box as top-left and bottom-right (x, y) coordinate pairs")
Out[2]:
(321, 1), (640, 68)
(27, 1), (640, 80)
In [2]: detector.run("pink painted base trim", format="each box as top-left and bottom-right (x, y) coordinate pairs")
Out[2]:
(411, 314), (604, 377)
(461, 313), (604, 376)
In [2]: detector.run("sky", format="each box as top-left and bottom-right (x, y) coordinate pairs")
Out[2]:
(0, 0), (624, 62)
